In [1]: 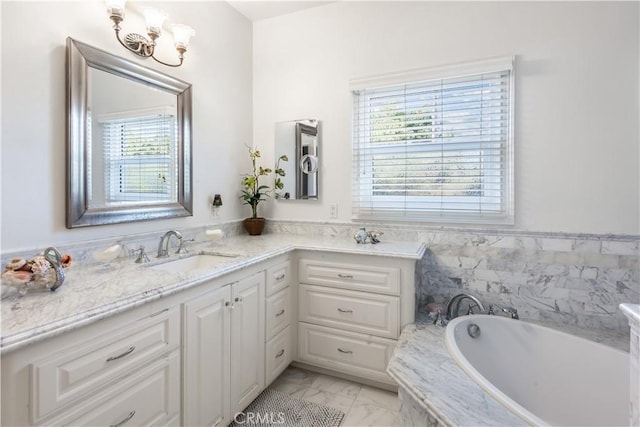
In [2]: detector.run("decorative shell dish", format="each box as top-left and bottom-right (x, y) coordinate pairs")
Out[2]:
(2, 247), (72, 296)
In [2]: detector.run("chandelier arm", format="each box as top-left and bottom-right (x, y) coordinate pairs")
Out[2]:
(109, 18), (188, 67)
(114, 28), (136, 54)
(150, 54), (184, 68)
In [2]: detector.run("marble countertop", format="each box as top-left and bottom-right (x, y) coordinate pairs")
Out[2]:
(621, 303), (640, 324)
(387, 313), (630, 427)
(1, 234), (425, 354)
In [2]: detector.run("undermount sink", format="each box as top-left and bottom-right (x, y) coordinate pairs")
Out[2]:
(148, 252), (240, 273)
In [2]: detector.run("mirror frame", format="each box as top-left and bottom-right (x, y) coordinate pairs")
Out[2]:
(66, 37), (193, 228)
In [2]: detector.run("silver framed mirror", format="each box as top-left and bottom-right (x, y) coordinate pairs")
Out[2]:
(275, 119), (319, 200)
(66, 37), (193, 228)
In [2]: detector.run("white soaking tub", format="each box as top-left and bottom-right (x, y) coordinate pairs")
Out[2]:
(445, 315), (629, 427)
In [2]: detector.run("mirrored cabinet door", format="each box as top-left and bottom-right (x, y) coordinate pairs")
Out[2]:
(275, 119), (319, 200)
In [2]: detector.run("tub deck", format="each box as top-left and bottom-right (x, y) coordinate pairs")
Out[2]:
(387, 314), (629, 427)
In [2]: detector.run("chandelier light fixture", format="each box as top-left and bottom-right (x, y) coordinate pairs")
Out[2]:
(105, 0), (195, 67)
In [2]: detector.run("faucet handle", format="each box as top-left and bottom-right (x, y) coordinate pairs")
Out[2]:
(488, 304), (519, 319)
(176, 238), (195, 254)
(431, 312), (448, 327)
(130, 245), (151, 263)
(502, 306), (519, 319)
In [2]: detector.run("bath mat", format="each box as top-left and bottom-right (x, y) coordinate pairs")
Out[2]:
(230, 388), (345, 427)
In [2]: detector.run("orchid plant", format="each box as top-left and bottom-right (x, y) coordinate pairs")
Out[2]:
(241, 146), (288, 218)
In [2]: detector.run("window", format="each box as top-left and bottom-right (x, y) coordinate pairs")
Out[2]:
(352, 57), (514, 224)
(101, 109), (177, 205)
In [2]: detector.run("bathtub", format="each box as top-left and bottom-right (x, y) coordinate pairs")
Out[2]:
(445, 316), (629, 427)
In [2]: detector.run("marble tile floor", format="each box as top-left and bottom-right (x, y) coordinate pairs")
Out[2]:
(268, 366), (402, 427)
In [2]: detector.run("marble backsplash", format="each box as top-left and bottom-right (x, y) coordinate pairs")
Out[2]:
(266, 220), (639, 333)
(0, 221), (246, 268)
(2, 219), (638, 333)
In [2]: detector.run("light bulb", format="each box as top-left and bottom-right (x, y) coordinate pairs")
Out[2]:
(143, 7), (167, 38)
(106, 0), (126, 20)
(172, 24), (195, 51)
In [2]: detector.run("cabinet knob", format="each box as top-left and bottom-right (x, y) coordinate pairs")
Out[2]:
(225, 301), (234, 309)
(234, 296), (243, 303)
(110, 410), (135, 427)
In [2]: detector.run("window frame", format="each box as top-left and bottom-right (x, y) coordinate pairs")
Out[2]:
(350, 56), (515, 225)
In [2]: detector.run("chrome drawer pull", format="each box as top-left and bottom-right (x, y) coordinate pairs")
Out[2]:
(337, 348), (353, 354)
(337, 273), (354, 279)
(225, 301), (234, 309)
(337, 308), (353, 313)
(111, 410), (135, 427)
(149, 308), (169, 317)
(234, 296), (243, 303)
(275, 309), (286, 317)
(275, 349), (285, 358)
(275, 273), (286, 281)
(106, 346), (135, 362)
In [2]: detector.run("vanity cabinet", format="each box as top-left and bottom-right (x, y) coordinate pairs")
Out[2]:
(183, 271), (265, 426)
(296, 251), (415, 386)
(0, 303), (181, 426)
(264, 260), (293, 384)
(0, 245), (420, 425)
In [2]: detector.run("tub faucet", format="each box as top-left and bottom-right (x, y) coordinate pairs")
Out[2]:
(488, 304), (519, 320)
(446, 293), (486, 320)
(157, 230), (183, 258)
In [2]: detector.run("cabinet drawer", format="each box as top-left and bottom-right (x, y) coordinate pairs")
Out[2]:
(266, 287), (291, 340)
(266, 326), (291, 385)
(299, 259), (400, 295)
(31, 307), (179, 421)
(297, 323), (396, 385)
(266, 261), (291, 296)
(299, 284), (399, 338)
(55, 352), (180, 426)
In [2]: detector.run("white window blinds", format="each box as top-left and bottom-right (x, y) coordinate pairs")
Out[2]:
(352, 57), (514, 224)
(102, 113), (177, 205)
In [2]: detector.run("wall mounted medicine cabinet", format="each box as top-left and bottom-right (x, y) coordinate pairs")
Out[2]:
(274, 119), (319, 200)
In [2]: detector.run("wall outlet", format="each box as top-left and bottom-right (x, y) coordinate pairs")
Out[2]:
(329, 203), (338, 218)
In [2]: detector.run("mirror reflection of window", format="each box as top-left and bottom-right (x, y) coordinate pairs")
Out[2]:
(87, 66), (178, 209)
(99, 109), (177, 206)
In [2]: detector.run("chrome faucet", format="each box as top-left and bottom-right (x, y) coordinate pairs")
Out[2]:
(157, 230), (183, 258)
(446, 293), (486, 320)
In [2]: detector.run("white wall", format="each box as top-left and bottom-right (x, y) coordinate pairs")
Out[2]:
(1, 1), (253, 252)
(254, 1), (640, 235)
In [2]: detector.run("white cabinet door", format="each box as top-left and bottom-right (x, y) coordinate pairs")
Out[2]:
(183, 285), (231, 427)
(231, 272), (266, 415)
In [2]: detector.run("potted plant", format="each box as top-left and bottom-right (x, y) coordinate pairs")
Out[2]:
(240, 146), (287, 235)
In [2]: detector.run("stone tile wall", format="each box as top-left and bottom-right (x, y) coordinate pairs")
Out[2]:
(267, 220), (639, 333)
